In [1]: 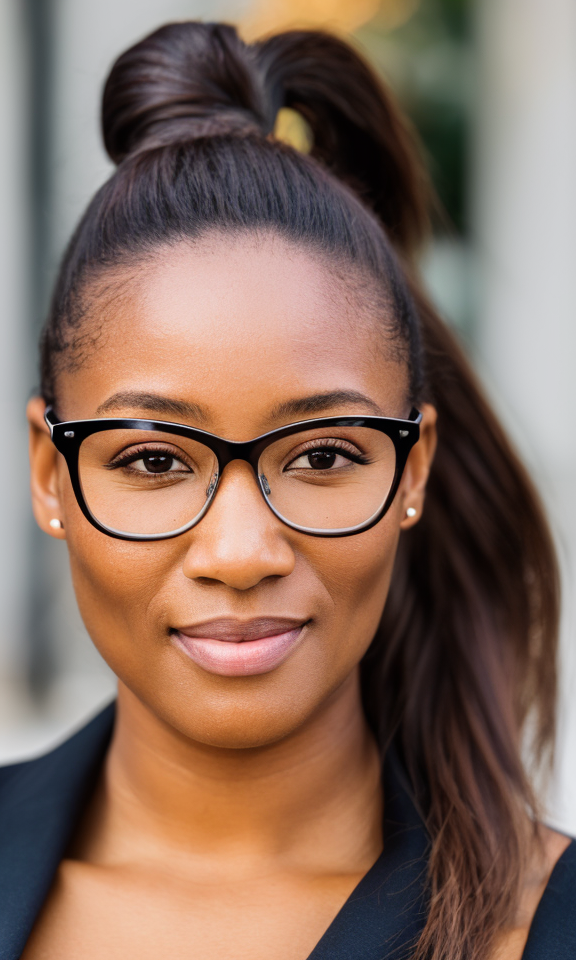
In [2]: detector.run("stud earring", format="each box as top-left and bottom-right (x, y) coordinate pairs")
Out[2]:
(49, 518), (63, 530)
(406, 507), (417, 518)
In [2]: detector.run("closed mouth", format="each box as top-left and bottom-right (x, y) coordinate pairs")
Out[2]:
(173, 616), (310, 643)
(170, 617), (311, 676)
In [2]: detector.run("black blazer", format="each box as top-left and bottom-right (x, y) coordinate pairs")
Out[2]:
(0, 704), (574, 960)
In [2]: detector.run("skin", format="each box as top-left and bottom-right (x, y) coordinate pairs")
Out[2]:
(23, 235), (568, 960)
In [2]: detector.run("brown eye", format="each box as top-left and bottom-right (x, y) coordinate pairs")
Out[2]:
(307, 451), (337, 470)
(287, 444), (363, 472)
(141, 454), (175, 473)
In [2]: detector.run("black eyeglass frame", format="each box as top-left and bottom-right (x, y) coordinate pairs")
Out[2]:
(45, 406), (422, 541)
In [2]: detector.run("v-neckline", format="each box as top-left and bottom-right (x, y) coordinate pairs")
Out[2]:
(305, 744), (430, 960)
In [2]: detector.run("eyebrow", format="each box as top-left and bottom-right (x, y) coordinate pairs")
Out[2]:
(95, 391), (208, 423)
(94, 388), (382, 425)
(269, 390), (383, 420)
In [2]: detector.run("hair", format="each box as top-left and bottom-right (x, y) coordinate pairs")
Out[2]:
(40, 22), (559, 960)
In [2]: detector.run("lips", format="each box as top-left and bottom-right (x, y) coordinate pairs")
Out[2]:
(171, 617), (309, 677)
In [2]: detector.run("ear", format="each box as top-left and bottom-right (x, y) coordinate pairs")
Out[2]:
(27, 396), (67, 539)
(399, 403), (437, 530)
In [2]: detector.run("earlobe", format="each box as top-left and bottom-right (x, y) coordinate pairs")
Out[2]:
(27, 396), (66, 539)
(399, 403), (437, 529)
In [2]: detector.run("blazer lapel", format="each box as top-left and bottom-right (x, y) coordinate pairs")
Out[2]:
(307, 744), (430, 960)
(0, 703), (115, 960)
(521, 839), (576, 959)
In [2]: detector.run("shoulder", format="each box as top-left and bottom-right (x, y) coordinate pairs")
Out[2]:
(0, 704), (116, 960)
(522, 836), (576, 959)
(0, 701), (116, 860)
(0, 702), (115, 804)
(0, 755), (26, 790)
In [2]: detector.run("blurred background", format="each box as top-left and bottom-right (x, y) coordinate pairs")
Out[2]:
(0, 0), (574, 829)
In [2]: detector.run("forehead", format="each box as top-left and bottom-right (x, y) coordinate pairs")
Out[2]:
(58, 234), (408, 431)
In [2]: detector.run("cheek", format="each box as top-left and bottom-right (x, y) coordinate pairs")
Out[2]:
(308, 510), (401, 665)
(60, 477), (180, 666)
(67, 535), (171, 651)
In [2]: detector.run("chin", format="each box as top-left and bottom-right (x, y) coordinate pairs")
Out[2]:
(176, 707), (315, 750)
(135, 678), (322, 751)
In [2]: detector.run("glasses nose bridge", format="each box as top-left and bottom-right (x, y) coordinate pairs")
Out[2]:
(207, 438), (275, 521)
(215, 436), (265, 475)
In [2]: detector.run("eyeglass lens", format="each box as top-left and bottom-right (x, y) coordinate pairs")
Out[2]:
(77, 425), (397, 536)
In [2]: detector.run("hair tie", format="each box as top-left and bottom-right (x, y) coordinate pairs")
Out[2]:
(272, 107), (313, 154)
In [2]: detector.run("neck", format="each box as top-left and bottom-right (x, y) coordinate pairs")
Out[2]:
(77, 673), (383, 878)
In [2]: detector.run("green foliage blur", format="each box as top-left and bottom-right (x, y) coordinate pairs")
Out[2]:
(356, 0), (472, 236)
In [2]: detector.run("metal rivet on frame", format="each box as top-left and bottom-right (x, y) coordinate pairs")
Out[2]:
(399, 429), (409, 438)
(260, 475), (271, 496)
(64, 431), (75, 438)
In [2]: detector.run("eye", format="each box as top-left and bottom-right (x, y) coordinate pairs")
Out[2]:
(289, 449), (353, 471)
(107, 445), (193, 475)
(285, 439), (369, 472)
(131, 453), (184, 474)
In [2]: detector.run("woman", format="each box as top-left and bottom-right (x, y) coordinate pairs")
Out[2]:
(0, 20), (573, 960)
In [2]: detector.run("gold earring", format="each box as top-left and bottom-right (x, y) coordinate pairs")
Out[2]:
(406, 507), (417, 518)
(49, 518), (63, 530)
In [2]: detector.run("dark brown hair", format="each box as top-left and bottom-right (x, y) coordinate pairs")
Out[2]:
(40, 22), (559, 960)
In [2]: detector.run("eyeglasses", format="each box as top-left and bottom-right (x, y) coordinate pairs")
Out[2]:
(44, 407), (422, 541)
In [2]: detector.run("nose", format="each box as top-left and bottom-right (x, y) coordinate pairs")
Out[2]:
(181, 461), (296, 589)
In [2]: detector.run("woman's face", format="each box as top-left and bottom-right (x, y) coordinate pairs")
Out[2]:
(28, 234), (436, 748)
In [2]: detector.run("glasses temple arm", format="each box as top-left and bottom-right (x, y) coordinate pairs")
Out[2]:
(408, 407), (423, 424)
(44, 405), (61, 434)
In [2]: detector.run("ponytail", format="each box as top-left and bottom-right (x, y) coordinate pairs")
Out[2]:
(42, 22), (559, 960)
(363, 287), (558, 960)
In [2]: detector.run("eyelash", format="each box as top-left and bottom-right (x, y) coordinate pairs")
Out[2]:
(285, 438), (372, 468)
(104, 438), (372, 474)
(106, 444), (190, 471)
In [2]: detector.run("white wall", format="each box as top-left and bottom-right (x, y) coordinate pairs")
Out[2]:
(474, 0), (576, 831)
(0, 1), (34, 730)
